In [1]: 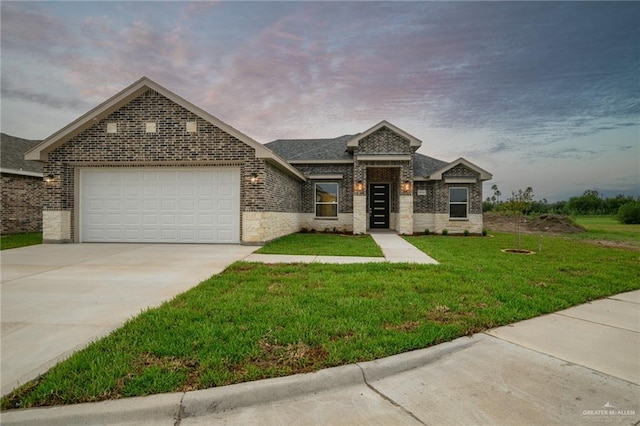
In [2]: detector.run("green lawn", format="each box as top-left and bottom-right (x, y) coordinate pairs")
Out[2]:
(571, 215), (640, 248)
(256, 233), (383, 257)
(0, 232), (42, 250)
(3, 232), (638, 410)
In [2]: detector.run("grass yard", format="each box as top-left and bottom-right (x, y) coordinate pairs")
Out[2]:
(3, 232), (638, 410)
(571, 215), (640, 249)
(0, 232), (42, 250)
(256, 232), (383, 257)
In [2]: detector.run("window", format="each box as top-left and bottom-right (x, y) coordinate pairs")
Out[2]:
(449, 187), (468, 219)
(315, 183), (338, 218)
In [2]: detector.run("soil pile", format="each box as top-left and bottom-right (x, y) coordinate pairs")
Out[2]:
(484, 212), (585, 234)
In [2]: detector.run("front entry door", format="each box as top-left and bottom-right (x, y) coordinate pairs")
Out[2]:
(369, 183), (390, 229)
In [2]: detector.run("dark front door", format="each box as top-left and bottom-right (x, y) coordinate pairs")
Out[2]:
(369, 183), (390, 229)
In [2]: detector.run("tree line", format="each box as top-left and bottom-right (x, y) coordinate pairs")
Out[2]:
(483, 186), (640, 223)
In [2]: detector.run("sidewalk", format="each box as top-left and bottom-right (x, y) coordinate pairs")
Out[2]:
(3, 290), (638, 425)
(244, 232), (439, 265)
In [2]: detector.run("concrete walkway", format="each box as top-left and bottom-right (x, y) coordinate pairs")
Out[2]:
(0, 243), (257, 396)
(244, 232), (439, 265)
(4, 290), (638, 425)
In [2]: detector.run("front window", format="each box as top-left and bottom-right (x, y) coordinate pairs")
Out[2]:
(315, 183), (338, 218)
(449, 187), (468, 219)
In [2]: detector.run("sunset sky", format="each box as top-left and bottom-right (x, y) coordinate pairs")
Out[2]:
(2, 1), (638, 201)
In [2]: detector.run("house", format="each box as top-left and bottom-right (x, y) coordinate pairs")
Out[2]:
(1, 133), (44, 234)
(25, 77), (492, 244)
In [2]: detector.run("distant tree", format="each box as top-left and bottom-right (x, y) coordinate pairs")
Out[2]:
(504, 187), (534, 250)
(618, 201), (640, 224)
(566, 189), (604, 215)
(605, 194), (636, 215)
(491, 184), (502, 204)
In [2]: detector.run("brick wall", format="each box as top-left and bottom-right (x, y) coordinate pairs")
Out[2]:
(263, 162), (301, 212)
(413, 181), (436, 213)
(434, 164), (483, 214)
(293, 164), (354, 213)
(358, 127), (412, 154)
(1, 173), (43, 234)
(43, 89), (271, 241)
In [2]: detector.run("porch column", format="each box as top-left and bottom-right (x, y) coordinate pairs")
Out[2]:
(353, 195), (367, 234)
(398, 195), (413, 235)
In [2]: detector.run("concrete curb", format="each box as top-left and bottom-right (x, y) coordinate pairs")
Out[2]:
(181, 364), (364, 418)
(359, 334), (484, 383)
(1, 335), (482, 425)
(0, 392), (183, 426)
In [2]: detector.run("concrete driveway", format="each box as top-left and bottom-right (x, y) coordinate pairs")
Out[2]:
(0, 243), (256, 396)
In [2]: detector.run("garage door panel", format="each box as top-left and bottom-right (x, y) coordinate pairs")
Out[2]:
(80, 168), (240, 243)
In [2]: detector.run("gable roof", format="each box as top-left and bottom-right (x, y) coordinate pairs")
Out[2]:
(265, 134), (355, 162)
(427, 157), (493, 181)
(24, 77), (304, 180)
(346, 120), (422, 150)
(1, 133), (43, 177)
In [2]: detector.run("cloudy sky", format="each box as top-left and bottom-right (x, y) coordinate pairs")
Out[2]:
(2, 1), (638, 201)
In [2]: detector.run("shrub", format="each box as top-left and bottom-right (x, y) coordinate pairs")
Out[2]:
(618, 201), (640, 224)
(442, 228), (448, 236)
(463, 229), (470, 236)
(482, 228), (488, 236)
(424, 228), (430, 236)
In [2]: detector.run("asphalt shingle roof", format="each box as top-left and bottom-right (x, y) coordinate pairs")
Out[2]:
(1, 133), (43, 174)
(265, 135), (449, 177)
(265, 135), (355, 161)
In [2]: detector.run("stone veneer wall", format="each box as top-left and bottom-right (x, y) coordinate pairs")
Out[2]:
(239, 162), (304, 244)
(299, 213), (353, 233)
(43, 89), (268, 243)
(242, 212), (300, 244)
(1, 173), (43, 234)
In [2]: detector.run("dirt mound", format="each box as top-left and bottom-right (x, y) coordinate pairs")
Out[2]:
(483, 212), (585, 234)
(528, 214), (585, 234)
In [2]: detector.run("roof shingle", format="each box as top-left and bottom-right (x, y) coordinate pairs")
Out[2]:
(1, 133), (43, 174)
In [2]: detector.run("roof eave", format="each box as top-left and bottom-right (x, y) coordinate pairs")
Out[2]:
(24, 77), (300, 179)
(427, 157), (493, 181)
(346, 120), (422, 149)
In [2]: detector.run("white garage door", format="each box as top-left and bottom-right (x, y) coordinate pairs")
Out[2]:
(80, 168), (240, 243)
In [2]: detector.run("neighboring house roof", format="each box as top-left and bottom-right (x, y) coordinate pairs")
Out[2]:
(1, 133), (43, 177)
(24, 77), (304, 181)
(265, 134), (356, 162)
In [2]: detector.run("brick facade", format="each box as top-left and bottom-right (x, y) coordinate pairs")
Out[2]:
(32, 79), (490, 243)
(42, 89), (301, 242)
(294, 164), (354, 213)
(358, 127), (415, 154)
(434, 164), (482, 214)
(1, 173), (43, 234)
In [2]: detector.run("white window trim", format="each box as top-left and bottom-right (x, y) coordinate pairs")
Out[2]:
(315, 182), (339, 218)
(449, 187), (468, 220)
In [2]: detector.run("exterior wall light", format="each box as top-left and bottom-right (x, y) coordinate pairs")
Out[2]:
(44, 174), (55, 183)
(402, 181), (412, 192)
(250, 173), (258, 184)
(355, 180), (364, 192)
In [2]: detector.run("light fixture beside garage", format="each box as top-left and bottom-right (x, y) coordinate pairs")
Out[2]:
(355, 180), (364, 192)
(250, 173), (258, 184)
(44, 174), (55, 183)
(402, 180), (412, 192)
